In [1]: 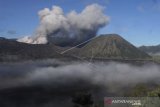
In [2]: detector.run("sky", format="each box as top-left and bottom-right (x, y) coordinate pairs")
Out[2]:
(0, 0), (160, 46)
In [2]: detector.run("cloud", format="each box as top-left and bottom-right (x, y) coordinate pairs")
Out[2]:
(0, 60), (160, 90)
(18, 4), (109, 46)
(7, 30), (17, 35)
(0, 60), (160, 107)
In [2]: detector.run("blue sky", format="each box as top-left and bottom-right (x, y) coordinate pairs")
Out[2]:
(0, 0), (160, 46)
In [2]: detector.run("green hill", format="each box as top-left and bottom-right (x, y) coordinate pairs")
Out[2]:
(75, 34), (150, 59)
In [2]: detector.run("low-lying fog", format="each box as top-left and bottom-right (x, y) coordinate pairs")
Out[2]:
(0, 59), (160, 89)
(0, 59), (160, 107)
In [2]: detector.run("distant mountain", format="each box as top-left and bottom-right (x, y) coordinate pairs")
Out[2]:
(72, 34), (150, 59)
(139, 45), (160, 55)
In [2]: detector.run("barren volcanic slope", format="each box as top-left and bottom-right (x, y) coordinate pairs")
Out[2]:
(0, 37), (67, 61)
(75, 34), (150, 59)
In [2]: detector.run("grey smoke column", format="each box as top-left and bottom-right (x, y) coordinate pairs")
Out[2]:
(18, 4), (110, 46)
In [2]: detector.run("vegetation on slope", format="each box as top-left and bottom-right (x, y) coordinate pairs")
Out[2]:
(77, 34), (151, 59)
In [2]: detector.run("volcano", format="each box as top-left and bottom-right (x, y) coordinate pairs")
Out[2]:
(73, 34), (150, 59)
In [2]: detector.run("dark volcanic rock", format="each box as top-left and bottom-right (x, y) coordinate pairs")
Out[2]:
(0, 38), (71, 62)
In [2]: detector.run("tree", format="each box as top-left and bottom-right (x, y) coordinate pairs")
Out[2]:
(72, 92), (93, 107)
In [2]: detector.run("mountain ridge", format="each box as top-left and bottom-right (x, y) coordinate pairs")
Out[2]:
(139, 45), (160, 55)
(0, 34), (151, 62)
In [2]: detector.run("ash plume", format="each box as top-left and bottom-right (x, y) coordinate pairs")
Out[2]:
(18, 4), (109, 46)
